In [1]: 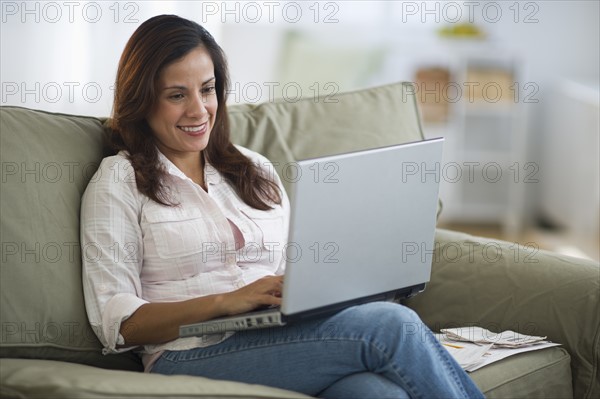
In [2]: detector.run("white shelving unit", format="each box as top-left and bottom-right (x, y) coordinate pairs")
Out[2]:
(414, 40), (528, 236)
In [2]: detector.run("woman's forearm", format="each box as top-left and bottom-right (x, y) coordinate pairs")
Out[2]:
(119, 275), (283, 346)
(119, 294), (226, 346)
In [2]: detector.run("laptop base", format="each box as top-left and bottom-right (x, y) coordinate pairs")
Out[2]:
(179, 283), (425, 338)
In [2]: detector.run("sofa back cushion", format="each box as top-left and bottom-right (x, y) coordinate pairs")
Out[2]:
(0, 82), (426, 369)
(0, 107), (142, 370)
(228, 82), (425, 193)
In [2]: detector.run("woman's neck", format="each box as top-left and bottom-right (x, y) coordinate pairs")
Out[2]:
(163, 150), (206, 190)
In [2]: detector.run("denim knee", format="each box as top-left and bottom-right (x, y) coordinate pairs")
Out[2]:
(354, 302), (421, 323)
(336, 302), (426, 338)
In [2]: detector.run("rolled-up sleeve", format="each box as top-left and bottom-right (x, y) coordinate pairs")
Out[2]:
(80, 155), (148, 354)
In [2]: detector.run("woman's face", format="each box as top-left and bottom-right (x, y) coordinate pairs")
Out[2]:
(147, 46), (218, 160)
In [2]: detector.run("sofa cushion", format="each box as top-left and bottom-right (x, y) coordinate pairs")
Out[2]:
(0, 358), (310, 399)
(0, 107), (142, 371)
(227, 81), (426, 194)
(469, 347), (572, 398)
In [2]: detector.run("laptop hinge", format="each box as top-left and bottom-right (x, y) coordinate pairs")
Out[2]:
(284, 284), (427, 323)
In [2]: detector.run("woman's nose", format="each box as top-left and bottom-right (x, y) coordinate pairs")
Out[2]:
(187, 93), (208, 118)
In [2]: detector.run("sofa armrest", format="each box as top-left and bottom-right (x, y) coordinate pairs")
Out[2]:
(0, 358), (311, 399)
(404, 228), (600, 399)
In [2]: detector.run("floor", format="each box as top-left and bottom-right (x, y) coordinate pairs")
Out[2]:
(437, 222), (600, 262)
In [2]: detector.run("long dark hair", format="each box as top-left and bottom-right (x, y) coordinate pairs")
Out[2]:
(107, 14), (281, 209)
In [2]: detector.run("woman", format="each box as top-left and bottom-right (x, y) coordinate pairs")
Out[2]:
(81, 14), (484, 399)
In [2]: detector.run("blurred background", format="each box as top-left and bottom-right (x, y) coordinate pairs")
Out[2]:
(2, 1), (598, 260)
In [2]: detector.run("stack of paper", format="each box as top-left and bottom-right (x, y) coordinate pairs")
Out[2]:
(435, 326), (561, 372)
(441, 327), (547, 348)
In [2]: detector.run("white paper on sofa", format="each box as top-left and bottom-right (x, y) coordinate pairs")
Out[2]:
(441, 326), (547, 348)
(435, 327), (561, 372)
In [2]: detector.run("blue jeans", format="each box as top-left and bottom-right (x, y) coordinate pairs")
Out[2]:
(151, 302), (484, 399)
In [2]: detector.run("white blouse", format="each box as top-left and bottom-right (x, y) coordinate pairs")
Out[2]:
(80, 146), (290, 365)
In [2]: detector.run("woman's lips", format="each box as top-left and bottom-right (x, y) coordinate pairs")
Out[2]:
(178, 122), (207, 136)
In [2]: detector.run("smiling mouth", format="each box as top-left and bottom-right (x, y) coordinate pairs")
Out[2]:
(178, 123), (207, 134)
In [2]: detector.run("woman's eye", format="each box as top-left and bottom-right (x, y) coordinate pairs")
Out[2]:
(202, 86), (216, 94)
(169, 93), (184, 100)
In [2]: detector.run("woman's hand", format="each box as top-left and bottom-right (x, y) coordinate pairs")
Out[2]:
(218, 275), (283, 316)
(119, 276), (284, 346)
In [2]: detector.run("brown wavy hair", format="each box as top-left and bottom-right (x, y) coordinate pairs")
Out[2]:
(107, 14), (281, 209)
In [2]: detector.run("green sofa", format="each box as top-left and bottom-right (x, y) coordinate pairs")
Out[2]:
(1, 82), (598, 398)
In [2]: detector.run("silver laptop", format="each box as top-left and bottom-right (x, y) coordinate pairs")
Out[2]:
(180, 138), (444, 337)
